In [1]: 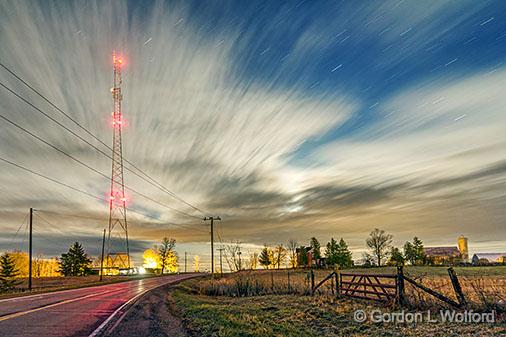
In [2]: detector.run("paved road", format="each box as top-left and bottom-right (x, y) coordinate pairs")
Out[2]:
(0, 274), (199, 337)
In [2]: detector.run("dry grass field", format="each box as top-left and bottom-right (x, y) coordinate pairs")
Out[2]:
(188, 266), (506, 311)
(171, 267), (506, 336)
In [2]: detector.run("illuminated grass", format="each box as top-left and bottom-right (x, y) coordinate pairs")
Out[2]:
(172, 285), (506, 337)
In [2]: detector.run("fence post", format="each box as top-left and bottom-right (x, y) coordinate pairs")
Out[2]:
(310, 269), (315, 295)
(271, 271), (274, 292)
(287, 270), (291, 293)
(330, 275), (335, 295)
(396, 266), (406, 307)
(448, 267), (467, 308)
(335, 268), (341, 297)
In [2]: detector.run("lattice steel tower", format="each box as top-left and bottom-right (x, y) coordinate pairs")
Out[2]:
(106, 52), (130, 270)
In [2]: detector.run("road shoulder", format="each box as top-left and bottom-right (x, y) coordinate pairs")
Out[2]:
(102, 283), (188, 337)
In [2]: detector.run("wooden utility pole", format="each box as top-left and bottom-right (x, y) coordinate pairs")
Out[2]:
(238, 250), (242, 271)
(100, 229), (106, 281)
(184, 251), (187, 273)
(203, 216), (221, 276)
(28, 208), (33, 291)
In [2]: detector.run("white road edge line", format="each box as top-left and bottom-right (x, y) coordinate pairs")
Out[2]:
(88, 275), (195, 337)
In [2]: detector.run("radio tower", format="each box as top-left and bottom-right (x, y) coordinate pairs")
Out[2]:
(106, 51), (130, 271)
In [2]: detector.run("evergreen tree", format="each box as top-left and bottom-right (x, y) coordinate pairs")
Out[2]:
(59, 242), (92, 276)
(258, 247), (271, 269)
(335, 238), (353, 268)
(387, 247), (405, 266)
(0, 253), (20, 292)
(404, 237), (426, 265)
(325, 238), (339, 266)
(412, 237), (426, 265)
(310, 237), (321, 261)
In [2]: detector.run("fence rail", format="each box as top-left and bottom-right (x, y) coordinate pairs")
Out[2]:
(309, 266), (467, 308)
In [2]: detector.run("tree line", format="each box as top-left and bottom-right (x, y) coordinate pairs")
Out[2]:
(0, 236), (179, 292)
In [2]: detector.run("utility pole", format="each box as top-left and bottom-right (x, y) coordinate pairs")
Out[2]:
(203, 216), (221, 276)
(217, 247), (225, 276)
(28, 208), (33, 291)
(238, 250), (242, 271)
(100, 229), (106, 281)
(184, 252), (187, 273)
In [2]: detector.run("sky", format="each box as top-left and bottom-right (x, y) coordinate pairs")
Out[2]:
(0, 0), (505, 268)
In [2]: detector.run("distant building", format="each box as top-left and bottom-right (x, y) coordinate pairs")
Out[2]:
(458, 235), (469, 262)
(471, 253), (506, 265)
(296, 246), (325, 268)
(424, 246), (462, 265)
(423, 235), (469, 265)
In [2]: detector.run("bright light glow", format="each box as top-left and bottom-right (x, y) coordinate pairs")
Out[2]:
(138, 267), (146, 275)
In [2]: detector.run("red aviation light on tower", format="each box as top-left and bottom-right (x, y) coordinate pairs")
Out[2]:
(113, 52), (125, 67)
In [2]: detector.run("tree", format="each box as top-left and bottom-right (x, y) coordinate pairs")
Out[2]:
(298, 246), (309, 267)
(143, 248), (161, 269)
(258, 247), (272, 269)
(366, 229), (392, 267)
(287, 239), (298, 268)
(0, 253), (21, 292)
(387, 247), (405, 266)
(9, 251), (28, 277)
(193, 255), (200, 272)
(310, 237), (321, 261)
(248, 252), (258, 270)
(59, 242), (92, 276)
(157, 237), (177, 274)
(273, 245), (287, 269)
(325, 238), (339, 266)
(336, 238), (353, 268)
(404, 237), (426, 265)
(224, 241), (242, 272)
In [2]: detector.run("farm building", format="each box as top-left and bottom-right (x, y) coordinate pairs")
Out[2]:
(423, 235), (469, 265)
(423, 246), (462, 265)
(471, 253), (506, 265)
(295, 246), (325, 268)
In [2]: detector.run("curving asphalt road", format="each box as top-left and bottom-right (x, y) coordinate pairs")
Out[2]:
(0, 274), (199, 337)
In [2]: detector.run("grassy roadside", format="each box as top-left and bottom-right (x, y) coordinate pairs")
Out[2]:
(171, 277), (506, 337)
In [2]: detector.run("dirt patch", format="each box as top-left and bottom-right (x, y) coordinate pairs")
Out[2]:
(106, 284), (188, 337)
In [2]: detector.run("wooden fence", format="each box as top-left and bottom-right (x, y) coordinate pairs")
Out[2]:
(310, 266), (467, 308)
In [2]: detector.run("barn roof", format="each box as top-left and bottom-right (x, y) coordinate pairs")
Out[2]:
(472, 253), (506, 262)
(423, 246), (460, 257)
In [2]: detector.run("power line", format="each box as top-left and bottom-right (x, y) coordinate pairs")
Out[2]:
(0, 62), (207, 215)
(9, 211), (29, 244)
(0, 156), (208, 234)
(0, 112), (202, 221)
(36, 209), (207, 233)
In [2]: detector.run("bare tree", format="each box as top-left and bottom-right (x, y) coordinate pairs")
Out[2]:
(273, 244), (287, 269)
(248, 252), (258, 270)
(287, 239), (298, 268)
(223, 241), (242, 272)
(366, 229), (393, 267)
